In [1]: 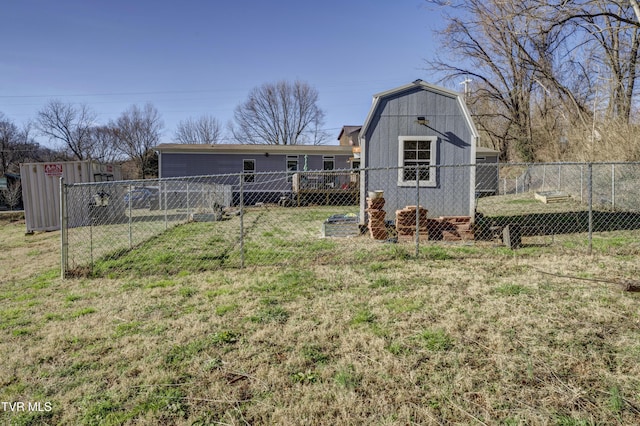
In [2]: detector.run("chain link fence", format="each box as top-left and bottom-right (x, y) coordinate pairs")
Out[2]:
(60, 162), (640, 277)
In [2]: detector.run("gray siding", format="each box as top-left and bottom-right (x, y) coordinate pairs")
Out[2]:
(476, 155), (499, 195)
(364, 86), (474, 219)
(161, 153), (352, 178)
(160, 151), (354, 205)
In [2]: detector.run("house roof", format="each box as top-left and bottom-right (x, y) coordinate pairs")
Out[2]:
(337, 125), (362, 140)
(155, 143), (353, 156)
(476, 146), (500, 156)
(359, 79), (480, 142)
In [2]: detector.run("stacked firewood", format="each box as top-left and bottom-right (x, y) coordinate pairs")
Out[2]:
(395, 206), (428, 241)
(366, 197), (387, 240)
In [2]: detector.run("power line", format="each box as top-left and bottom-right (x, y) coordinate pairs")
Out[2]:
(0, 78), (409, 100)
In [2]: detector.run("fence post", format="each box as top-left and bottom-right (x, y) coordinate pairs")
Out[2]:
(186, 181), (190, 220)
(542, 164), (546, 191)
(558, 164), (562, 191)
(588, 163), (593, 254)
(239, 173), (245, 268)
(60, 177), (68, 279)
(163, 181), (168, 230)
(128, 183), (133, 249)
(580, 165), (584, 204)
(611, 163), (616, 211)
(415, 166), (420, 257)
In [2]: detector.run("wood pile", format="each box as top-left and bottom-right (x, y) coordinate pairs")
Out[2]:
(366, 197), (387, 240)
(395, 206), (428, 242)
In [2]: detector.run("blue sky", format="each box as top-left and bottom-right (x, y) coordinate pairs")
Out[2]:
(1, 0), (449, 146)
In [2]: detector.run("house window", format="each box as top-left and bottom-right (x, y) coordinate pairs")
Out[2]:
(397, 136), (437, 187)
(323, 156), (335, 170)
(286, 155), (298, 182)
(243, 159), (255, 183)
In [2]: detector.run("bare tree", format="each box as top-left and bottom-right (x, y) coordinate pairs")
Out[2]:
(0, 115), (43, 174)
(36, 101), (97, 160)
(174, 115), (223, 144)
(544, 0), (640, 123)
(231, 80), (329, 145)
(0, 114), (20, 175)
(113, 103), (163, 179)
(1, 180), (22, 210)
(426, 0), (608, 161)
(90, 125), (122, 164)
(429, 1), (546, 160)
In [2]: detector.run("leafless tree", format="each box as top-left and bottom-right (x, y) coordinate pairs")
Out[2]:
(113, 103), (163, 179)
(0, 115), (43, 174)
(0, 114), (21, 175)
(90, 125), (123, 164)
(539, 0), (640, 123)
(429, 1), (547, 160)
(174, 115), (223, 144)
(427, 0), (621, 160)
(231, 80), (329, 145)
(1, 180), (22, 210)
(426, 0), (640, 160)
(36, 101), (97, 160)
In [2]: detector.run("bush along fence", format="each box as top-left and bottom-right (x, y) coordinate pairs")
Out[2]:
(60, 162), (640, 278)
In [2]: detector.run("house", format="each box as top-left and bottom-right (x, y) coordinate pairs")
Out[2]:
(337, 125), (362, 169)
(155, 144), (359, 205)
(358, 80), (495, 224)
(337, 125), (361, 147)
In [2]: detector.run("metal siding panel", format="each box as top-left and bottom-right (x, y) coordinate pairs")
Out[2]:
(335, 155), (351, 170)
(398, 92), (409, 117)
(162, 153), (188, 177)
(161, 152), (354, 177)
(387, 96), (399, 117)
(20, 161), (90, 232)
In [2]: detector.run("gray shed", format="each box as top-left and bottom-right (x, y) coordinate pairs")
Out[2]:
(358, 80), (480, 224)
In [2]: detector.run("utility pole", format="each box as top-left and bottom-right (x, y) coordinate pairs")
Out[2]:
(459, 78), (472, 100)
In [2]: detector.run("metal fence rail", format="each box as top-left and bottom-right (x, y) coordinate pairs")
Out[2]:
(60, 162), (640, 278)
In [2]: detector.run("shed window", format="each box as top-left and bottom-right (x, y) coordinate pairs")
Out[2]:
(243, 159), (255, 183)
(397, 136), (437, 187)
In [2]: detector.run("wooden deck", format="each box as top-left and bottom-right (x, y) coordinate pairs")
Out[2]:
(292, 172), (359, 206)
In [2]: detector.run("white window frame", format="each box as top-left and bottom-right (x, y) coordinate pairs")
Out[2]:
(286, 155), (298, 182)
(323, 156), (335, 170)
(397, 136), (437, 187)
(243, 159), (255, 183)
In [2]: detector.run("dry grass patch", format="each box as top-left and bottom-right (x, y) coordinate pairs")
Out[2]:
(2, 208), (640, 424)
(0, 219), (59, 283)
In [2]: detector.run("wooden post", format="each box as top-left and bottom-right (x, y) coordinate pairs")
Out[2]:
(503, 224), (521, 249)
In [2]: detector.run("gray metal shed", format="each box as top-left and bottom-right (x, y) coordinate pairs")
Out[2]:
(358, 80), (480, 223)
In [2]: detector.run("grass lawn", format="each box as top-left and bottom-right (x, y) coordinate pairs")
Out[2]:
(1, 208), (640, 425)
